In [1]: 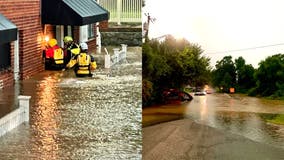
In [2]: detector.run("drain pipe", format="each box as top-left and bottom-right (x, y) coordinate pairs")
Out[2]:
(14, 31), (19, 81)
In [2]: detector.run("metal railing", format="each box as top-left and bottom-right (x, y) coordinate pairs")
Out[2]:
(98, 0), (142, 24)
(104, 44), (127, 68)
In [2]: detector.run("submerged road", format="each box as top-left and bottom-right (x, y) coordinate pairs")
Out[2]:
(143, 119), (284, 160)
(143, 93), (284, 159)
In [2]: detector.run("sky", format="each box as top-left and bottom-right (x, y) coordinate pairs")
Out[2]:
(142, 0), (284, 68)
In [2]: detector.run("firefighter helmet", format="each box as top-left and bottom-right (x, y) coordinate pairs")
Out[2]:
(48, 39), (57, 47)
(80, 42), (88, 50)
(63, 36), (73, 43)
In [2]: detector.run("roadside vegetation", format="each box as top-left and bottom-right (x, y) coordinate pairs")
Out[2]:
(142, 35), (284, 107)
(212, 54), (284, 100)
(142, 36), (211, 107)
(260, 114), (284, 125)
(142, 36), (284, 125)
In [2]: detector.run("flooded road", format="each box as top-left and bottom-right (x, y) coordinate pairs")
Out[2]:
(0, 47), (142, 159)
(187, 94), (284, 149)
(143, 93), (284, 149)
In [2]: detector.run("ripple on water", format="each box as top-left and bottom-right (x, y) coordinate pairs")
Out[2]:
(0, 53), (142, 159)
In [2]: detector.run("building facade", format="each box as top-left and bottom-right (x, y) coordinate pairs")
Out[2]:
(0, 0), (109, 89)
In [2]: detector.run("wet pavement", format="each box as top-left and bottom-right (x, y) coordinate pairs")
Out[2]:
(143, 93), (284, 159)
(0, 47), (142, 159)
(143, 119), (284, 160)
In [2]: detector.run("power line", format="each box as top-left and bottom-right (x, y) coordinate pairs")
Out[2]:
(206, 43), (284, 54)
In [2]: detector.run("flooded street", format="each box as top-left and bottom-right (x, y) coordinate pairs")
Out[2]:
(143, 93), (284, 149)
(0, 47), (142, 159)
(186, 94), (284, 149)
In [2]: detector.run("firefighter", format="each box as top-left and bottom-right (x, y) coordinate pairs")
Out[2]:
(63, 36), (80, 65)
(44, 38), (65, 70)
(65, 42), (97, 77)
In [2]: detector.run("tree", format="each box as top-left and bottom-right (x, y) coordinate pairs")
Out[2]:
(212, 56), (236, 92)
(235, 57), (256, 92)
(142, 36), (211, 106)
(254, 54), (284, 97)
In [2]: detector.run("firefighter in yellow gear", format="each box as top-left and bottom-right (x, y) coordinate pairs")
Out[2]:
(44, 38), (65, 70)
(66, 42), (97, 77)
(63, 36), (80, 65)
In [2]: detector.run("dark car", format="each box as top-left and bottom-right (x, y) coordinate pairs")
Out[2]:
(162, 89), (193, 103)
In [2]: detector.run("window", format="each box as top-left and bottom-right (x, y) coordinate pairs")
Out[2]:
(88, 24), (95, 39)
(0, 43), (11, 71)
(64, 25), (73, 37)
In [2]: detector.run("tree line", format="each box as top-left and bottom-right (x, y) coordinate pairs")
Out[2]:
(142, 36), (284, 107)
(212, 54), (284, 99)
(142, 36), (211, 106)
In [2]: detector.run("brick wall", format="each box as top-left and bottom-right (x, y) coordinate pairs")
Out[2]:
(87, 25), (97, 54)
(0, 41), (16, 88)
(0, 0), (44, 86)
(0, 70), (14, 88)
(99, 20), (109, 29)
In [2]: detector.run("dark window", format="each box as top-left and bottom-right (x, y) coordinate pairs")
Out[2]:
(0, 43), (11, 71)
(88, 24), (95, 39)
(64, 25), (73, 37)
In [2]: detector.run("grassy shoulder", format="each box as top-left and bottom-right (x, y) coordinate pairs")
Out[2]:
(261, 114), (284, 125)
(267, 114), (284, 125)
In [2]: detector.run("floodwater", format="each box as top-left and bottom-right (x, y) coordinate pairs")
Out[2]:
(0, 47), (142, 159)
(143, 93), (284, 149)
(186, 94), (284, 149)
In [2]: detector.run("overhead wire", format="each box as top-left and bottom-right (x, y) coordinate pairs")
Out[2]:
(206, 43), (284, 55)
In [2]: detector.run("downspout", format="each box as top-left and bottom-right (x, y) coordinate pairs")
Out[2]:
(117, 0), (122, 25)
(14, 31), (19, 81)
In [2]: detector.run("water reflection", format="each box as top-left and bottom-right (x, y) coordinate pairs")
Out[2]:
(185, 94), (284, 149)
(0, 48), (142, 159)
(31, 75), (60, 159)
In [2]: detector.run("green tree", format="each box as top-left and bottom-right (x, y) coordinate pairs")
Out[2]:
(142, 36), (211, 106)
(235, 57), (256, 92)
(212, 56), (236, 92)
(254, 54), (284, 97)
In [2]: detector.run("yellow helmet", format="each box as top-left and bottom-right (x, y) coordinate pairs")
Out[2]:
(48, 39), (57, 47)
(63, 36), (73, 43)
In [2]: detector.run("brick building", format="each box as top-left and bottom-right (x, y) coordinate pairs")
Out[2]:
(0, 0), (109, 88)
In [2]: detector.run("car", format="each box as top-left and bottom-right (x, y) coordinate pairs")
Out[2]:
(205, 89), (213, 94)
(162, 89), (193, 103)
(194, 90), (206, 96)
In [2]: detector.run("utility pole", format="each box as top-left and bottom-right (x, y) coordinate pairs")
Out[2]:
(143, 13), (155, 42)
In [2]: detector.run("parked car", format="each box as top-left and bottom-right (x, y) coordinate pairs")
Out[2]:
(162, 89), (193, 103)
(194, 90), (206, 96)
(205, 89), (213, 94)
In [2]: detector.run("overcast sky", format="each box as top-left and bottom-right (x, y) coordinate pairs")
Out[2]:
(143, 0), (284, 68)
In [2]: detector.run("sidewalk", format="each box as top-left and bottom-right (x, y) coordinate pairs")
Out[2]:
(143, 119), (284, 160)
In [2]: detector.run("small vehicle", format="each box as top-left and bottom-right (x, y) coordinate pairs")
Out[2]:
(205, 89), (213, 94)
(194, 90), (207, 96)
(162, 88), (193, 103)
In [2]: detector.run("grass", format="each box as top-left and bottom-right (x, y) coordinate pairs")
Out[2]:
(261, 114), (284, 125)
(267, 114), (284, 125)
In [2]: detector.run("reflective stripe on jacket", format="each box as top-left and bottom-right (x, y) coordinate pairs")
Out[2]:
(45, 46), (64, 64)
(53, 47), (64, 64)
(76, 53), (91, 75)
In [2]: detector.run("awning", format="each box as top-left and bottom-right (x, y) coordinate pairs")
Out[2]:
(42, 0), (109, 26)
(0, 13), (17, 44)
